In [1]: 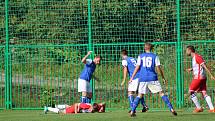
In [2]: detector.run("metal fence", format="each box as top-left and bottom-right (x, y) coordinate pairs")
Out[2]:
(0, 0), (215, 110)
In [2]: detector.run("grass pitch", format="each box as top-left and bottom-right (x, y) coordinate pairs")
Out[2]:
(0, 110), (215, 121)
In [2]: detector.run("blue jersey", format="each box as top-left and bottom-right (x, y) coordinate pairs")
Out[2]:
(79, 59), (96, 82)
(122, 57), (139, 80)
(137, 52), (160, 82)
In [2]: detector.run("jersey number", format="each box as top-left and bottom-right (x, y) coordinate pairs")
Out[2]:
(130, 59), (137, 66)
(141, 57), (152, 67)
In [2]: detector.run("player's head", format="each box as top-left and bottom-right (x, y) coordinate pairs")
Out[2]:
(144, 42), (153, 52)
(98, 103), (106, 113)
(121, 49), (128, 59)
(92, 103), (99, 113)
(93, 55), (101, 65)
(186, 45), (195, 56)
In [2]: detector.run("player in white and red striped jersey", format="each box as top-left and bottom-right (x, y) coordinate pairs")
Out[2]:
(186, 45), (215, 113)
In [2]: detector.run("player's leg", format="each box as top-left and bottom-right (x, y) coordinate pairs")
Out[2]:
(130, 93), (144, 117)
(128, 91), (135, 112)
(189, 79), (203, 113)
(44, 106), (60, 114)
(148, 81), (177, 116)
(140, 96), (148, 112)
(159, 91), (177, 115)
(80, 92), (88, 103)
(202, 91), (215, 112)
(127, 79), (137, 112)
(129, 78), (147, 112)
(78, 78), (88, 103)
(130, 82), (148, 117)
(86, 81), (92, 103)
(134, 78), (147, 111)
(200, 79), (215, 112)
(55, 104), (69, 110)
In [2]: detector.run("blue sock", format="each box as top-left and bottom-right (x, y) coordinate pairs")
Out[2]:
(86, 97), (91, 103)
(128, 95), (134, 109)
(131, 96), (141, 112)
(162, 95), (173, 111)
(80, 96), (87, 103)
(140, 97), (146, 107)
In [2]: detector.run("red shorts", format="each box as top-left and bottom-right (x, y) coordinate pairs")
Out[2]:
(65, 105), (75, 114)
(189, 78), (207, 92)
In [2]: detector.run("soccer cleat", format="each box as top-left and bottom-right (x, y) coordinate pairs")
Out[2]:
(171, 110), (177, 116)
(44, 106), (48, 114)
(208, 109), (215, 113)
(128, 110), (136, 113)
(141, 106), (149, 113)
(193, 108), (203, 113)
(130, 111), (136, 117)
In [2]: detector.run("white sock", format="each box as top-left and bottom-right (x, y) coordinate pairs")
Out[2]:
(48, 107), (59, 113)
(56, 105), (66, 109)
(204, 95), (214, 110)
(191, 94), (201, 109)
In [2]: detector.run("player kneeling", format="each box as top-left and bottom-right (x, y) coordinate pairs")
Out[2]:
(44, 103), (105, 114)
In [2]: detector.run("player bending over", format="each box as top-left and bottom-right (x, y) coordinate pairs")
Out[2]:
(78, 51), (101, 103)
(129, 42), (177, 117)
(121, 49), (148, 113)
(186, 45), (215, 113)
(44, 102), (105, 114)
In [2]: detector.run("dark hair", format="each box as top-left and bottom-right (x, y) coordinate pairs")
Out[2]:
(187, 45), (195, 52)
(92, 103), (99, 112)
(121, 49), (128, 55)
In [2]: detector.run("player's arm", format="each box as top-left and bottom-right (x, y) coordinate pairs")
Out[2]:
(202, 63), (215, 80)
(155, 56), (167, 84)
(121, 66), (128, 86)
(129, 56), (141, 82)
(186, 68), (193, 72)
(81, 51), (92, 64)
(156, 66), (167, 84)
(196, 55), (215, 80)
(129, 66), (140, 82)
(74, 103), (80, 114)
(121, 60), (128, 86)
(92, 75), (101, 82)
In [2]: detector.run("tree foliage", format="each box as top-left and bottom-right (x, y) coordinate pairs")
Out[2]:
(0, 0), (214, 45)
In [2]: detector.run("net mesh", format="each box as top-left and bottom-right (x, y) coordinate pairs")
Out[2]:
(92, 0), (177, 43)
(180, 0), (215, 41)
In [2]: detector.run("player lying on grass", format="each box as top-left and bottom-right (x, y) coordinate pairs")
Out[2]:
(186, 45), (215, 113)
(129, 42), (177, 117)
(120, 49), (148, 113)
(44, 102), (105, 114)
(78, 51), (101, 103)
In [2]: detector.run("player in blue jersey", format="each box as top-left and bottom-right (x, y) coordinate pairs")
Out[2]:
(129, 43), (177, 117)
(121, 49), (148, 113)
(78, 51), (101, 103)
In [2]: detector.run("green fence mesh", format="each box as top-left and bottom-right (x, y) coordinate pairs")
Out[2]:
(180, 0), (215, 41)
(92, 0), (177, 43)
(0, 0), (214, 110)
(9, 0), (88, 45)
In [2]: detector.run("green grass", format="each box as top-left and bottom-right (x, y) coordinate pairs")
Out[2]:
(0, 110), (215, 121)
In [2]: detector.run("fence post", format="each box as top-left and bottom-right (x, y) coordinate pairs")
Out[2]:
(176, 0), (183, 108)
(4, 0), (11, 109)
(87, 0), (95, 103)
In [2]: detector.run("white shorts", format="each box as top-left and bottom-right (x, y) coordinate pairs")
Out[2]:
(78, 78), (92, 93)
(128, 78), (139, 92)
(138, 81), (162, 94)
